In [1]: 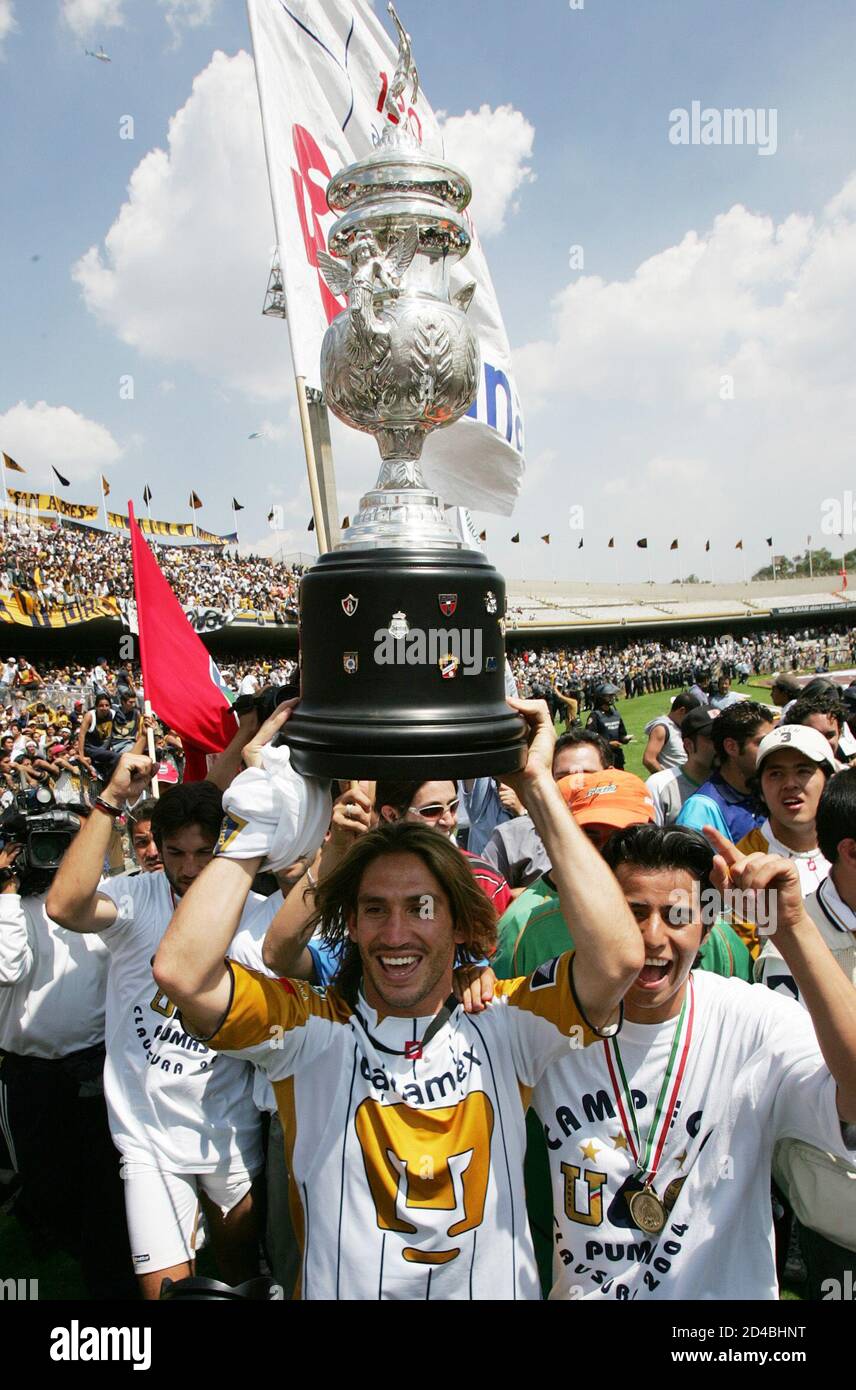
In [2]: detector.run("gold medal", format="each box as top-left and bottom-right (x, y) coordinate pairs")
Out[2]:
(663, 1176), (686, 1212)
(628, 1186), (667, 1234)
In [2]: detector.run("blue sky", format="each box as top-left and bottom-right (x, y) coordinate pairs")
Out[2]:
(1, 0), (855, 583)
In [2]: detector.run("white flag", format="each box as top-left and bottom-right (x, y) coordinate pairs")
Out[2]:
(246, 0), (524, 515)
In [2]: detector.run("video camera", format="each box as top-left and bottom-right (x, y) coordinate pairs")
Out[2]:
(231, 683), (300, 745)
(0, 795), (83, 896)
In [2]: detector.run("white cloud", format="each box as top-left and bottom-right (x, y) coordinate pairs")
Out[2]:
(514, 196), (837, 410)
(72, 48), (537, 420)
(60, 0), (125, 38)
(73, 50), (291, 401)
(512, 174), (856, 560)
(159, 0), (218, 43)
(0, 1), (17, 58)
(438, 104), (535, 237)
(0, 401), (123, 481)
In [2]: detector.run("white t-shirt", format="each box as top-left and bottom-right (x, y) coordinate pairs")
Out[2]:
(97, 872), (277, 1173)
(0, 891), (109, 1058)
(207, 951), (599, 1300)
(238, 673), (260, 696)
(532, 971), (854, 1300)
(646, 767), (702, 827)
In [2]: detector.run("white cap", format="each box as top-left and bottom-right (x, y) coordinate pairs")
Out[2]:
(756, 724), (837, 772)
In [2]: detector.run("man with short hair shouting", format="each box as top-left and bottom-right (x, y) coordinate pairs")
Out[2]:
(530, 823), (856, 1300)
(154, 699), (643, 1300)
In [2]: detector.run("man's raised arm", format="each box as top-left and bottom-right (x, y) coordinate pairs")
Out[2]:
(47, 751), (153, 934)
(708, 829), (856, 1123)
(154, 701), (331, 1037)
(507, 698), (644, 1030)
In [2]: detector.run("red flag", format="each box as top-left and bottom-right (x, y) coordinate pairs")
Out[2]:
(128, 501), (235, 780)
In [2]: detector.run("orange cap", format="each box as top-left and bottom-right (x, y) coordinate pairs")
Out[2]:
(556, 769), (655, 830)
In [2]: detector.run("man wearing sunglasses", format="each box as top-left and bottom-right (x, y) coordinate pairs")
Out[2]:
(375, 779), (513, 916)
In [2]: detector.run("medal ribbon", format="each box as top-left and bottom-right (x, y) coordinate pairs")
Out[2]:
(603, 978), (695, 1184)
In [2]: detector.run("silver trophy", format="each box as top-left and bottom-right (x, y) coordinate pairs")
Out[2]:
(316, 5), (478, 549)
(284, 5), (526, 779)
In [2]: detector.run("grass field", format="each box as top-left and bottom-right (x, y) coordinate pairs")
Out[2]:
(557, 680), (769, 780)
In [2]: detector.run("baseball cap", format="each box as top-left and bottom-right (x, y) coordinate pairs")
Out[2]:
(755, 724), (837, 772)
(557, 769), (655, 829)
(680, 708), (715, 741)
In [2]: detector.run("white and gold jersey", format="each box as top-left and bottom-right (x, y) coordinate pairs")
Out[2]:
(203, 953), (595, 1300)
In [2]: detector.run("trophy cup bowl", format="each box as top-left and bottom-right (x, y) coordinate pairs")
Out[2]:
(282, 13), (527, 779)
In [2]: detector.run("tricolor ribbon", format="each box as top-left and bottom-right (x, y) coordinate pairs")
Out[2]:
(603, 978), (695, 1184)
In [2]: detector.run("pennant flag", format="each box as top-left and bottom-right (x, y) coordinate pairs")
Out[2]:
(127, 502), (235, 782)
(101, 475), (111, 498)
(511, 533), (520, 543)
(735, 539), (743, 550)
(142, 484), (153, 505)
(2, 452), (25, 474)
(308, 516), (316, 533)
(607, 537), (614, 548)
(766, 537), (773, 547)
(267, 507), (276, 523)
(341, 515), (350, 529)
(246, 0), (524, 517)
(705, 539), (710, 552)
(232, 497), (245, 512)
(541, 534), (551, 545)
(636, 538), (648, 549)
(670, 539), (679, 551)
(577, 538), (584, 550)
(479, 530), (487, 542)
(52, 465), (71, 488)
(189, 491), (203, 510)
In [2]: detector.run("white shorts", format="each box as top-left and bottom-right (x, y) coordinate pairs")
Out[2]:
(122, 1159), (257, 1275)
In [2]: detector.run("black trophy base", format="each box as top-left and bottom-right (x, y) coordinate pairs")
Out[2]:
(284, 546), (527, 780)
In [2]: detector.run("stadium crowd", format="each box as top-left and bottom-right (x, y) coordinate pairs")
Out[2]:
(0, 620), (854, 1305)
(0, 516), (302, 616)
(511, 625), (856, 707)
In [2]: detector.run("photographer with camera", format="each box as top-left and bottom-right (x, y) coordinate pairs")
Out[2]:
(0, 803), (136, 1298)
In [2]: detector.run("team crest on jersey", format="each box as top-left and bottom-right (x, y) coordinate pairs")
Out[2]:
(216, 811), (247, 854)
(438, 593), (458, 617)
(439, 654), (460, 679)
(530, 956), (560, 990)
(341, 594), (358, 617)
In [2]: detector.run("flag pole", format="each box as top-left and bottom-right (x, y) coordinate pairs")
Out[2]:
(101, 479), (108, 532)
(296, 377), (330, 554)
(144, 699), (160, 801)
(245, 0), (331, 557)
